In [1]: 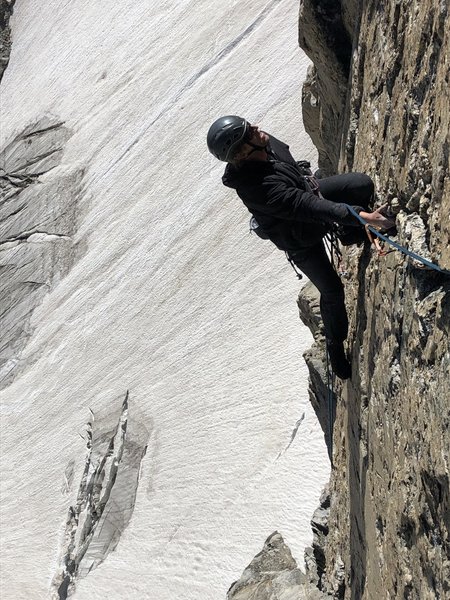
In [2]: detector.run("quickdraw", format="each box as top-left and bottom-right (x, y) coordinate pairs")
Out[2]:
(325, 230), (348, 278)
(345, 204), (450, 275)
(364, 224), (395, 257)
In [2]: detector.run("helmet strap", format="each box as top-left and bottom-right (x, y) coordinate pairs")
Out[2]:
(245, 142), (268, 158)
(247, 141), (267, 151)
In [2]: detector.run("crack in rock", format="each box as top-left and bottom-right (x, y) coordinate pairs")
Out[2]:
(11, 147), (64, 174)
(0, 172), (40, 188)
(0, 230), (72, 246)
(0, 117), (71, 175)
(52, 392), (149, 599)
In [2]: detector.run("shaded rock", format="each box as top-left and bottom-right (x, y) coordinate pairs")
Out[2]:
(299, 0), (353, 175)
(0, 116), (70, 177)
(0, 0), (14, 81)
(297, 281), (335, 459)
(297, 281), (322, 340)
(305, 486), (331, 590)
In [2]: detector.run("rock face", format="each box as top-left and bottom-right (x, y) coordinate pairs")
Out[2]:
(297, 1), (450, 598)
(299, 0), (354, 175)
(297, 281), (335, 461)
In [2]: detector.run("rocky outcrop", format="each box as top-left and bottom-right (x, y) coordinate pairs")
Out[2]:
(52, 392), (149, 600)
(297, 0), (450, 598)
(227, 532), (327, 600)
(0, 118), (84, 387)
(0, 0), (14, 80)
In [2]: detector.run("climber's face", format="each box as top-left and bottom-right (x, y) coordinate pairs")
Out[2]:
(233, 124), (269, 162)
(245, 124), (269, 146)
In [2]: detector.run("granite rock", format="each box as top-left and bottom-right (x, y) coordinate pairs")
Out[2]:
(227, 532), (328, 600)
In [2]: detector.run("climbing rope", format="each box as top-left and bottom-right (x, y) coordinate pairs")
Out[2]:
(325, 345), (335, 467)
(323, 229), (342, 467)
(345, 204), (450, 275)
(285, 252), (303, 280)
(324, 229), (347, 276)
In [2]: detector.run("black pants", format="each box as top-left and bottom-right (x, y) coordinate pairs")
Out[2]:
(290, 173), (374, 343)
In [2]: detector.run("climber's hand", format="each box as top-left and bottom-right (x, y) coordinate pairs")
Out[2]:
(359, 204), (396, 231)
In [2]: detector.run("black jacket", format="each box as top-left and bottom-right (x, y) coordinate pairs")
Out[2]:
(222, 134), (362, 252)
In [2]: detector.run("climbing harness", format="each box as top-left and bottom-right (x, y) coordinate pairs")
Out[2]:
(345, 205), (450, 275)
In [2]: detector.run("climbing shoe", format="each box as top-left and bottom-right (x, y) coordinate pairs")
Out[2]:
(327, 340), (352, 380)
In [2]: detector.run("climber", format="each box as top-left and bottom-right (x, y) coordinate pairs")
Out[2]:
(207, 115), (396, 379)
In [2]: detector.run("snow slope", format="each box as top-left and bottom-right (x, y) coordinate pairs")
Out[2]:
(0, 1), (329, 598)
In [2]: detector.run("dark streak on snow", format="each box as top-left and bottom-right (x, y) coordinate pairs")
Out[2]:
(52, 392), (149, 600)
(98, 0), (286, 181)
(276, 412), (305, 460)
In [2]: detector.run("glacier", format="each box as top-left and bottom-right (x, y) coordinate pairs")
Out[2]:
(0, 1), (329, 598)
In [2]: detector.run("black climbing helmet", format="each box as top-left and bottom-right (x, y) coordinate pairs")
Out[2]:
(207, 115), (249, 162)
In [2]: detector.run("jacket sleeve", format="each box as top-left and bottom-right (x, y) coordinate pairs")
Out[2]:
(241, 175), (364, 226)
